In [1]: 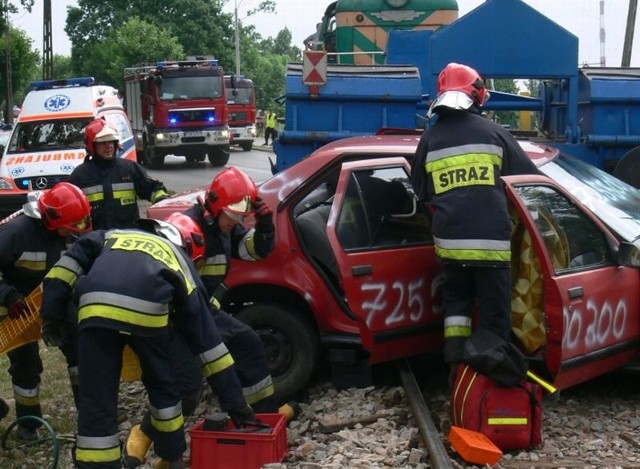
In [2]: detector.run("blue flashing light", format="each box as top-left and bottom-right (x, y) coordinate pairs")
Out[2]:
(21, 180), (29, 188)
(170, 117), (178, 124)
(207, 115), (215, 122)
(30, 77), (95, 91)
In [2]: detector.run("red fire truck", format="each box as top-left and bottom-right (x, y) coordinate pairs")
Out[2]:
(124, 58), (230, 168)
(225, 75), (257, 151)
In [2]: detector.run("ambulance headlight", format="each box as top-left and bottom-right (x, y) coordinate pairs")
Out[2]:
(0, 178), (15, 190)
(156, 133), (166, 142)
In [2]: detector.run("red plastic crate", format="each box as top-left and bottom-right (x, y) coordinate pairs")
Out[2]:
(190, 413), (288, 469)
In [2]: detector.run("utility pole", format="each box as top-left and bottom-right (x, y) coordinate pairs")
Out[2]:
(43, 0), (53, 79)
(234, 0), (241, 77)
(622, 0), (638, 67)
(4, 0), (13, 125)
(599, 0), (606, 66)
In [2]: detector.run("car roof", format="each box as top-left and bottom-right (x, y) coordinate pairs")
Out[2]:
(262, 134), (560, 203)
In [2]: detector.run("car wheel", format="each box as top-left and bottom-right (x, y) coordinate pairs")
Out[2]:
(236, 303), (319, 401)
(613, 146), (640, 189)
(207, 145), (230, 167)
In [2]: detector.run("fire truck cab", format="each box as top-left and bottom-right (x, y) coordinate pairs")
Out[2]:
(0, 77), (136, 219)
(124, 58), (230, 169)
(225, 74), (257, 151)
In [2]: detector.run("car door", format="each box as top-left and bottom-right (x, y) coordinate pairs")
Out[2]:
(505, 176), (640, 390)
(325, 157), (444, 363)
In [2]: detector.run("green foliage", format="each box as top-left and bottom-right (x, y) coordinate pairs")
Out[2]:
(102, 17), (184, 90)
(52, 54), (75, 80)
(67, 0), (235, 77)
(0, 27), (40, 108)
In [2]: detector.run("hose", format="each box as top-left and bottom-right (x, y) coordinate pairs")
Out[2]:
(1, 415), (67, 468)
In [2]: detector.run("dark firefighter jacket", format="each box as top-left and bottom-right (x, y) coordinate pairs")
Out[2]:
(184, 205), (275, 298)
(41, 229), (246, 411)
(0, 214), (65, 318)
(68, 156), (168, 230)
(411, 108), (539, 266)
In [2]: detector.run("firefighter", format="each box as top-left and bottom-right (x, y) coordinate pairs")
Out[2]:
(123, 213), (208, 469)
(125, 170), (285, 469)
(0, 182), (92, 441)
(264, 110), (278, 145)
(40, 218), (257, 469)
(411, 62), (539, 384)
(69, 117), (169, 230)
(184, 167), (277, 410)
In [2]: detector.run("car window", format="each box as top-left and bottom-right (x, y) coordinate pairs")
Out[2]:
(514, 185), (611, 273)
(337, 166), (433, 250)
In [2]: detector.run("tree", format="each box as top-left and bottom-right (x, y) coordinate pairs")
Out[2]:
(88, 17), (184, 90)
(66, 0), (235, 74)
(0, 26), (40, 108)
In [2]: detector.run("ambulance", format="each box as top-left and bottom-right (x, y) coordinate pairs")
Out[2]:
(0, 77), (137, 219)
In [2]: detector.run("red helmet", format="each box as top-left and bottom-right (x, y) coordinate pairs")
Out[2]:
(203, 167), (258, 222)
(39, 182), (92, 232)
(165, 212), (206, 262)
(84, 118), (119, 154)
(429, 63), (489, 115)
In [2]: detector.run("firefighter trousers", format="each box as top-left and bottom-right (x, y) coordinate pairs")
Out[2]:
(215, 310), (276, 412)
(76, 328), (185, 468)
(442, 263), (512, 364)
(6, 341), (43, 431)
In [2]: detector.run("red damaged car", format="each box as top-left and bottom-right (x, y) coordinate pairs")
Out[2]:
(148, 135), (640, 399)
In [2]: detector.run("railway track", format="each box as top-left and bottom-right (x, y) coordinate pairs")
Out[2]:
(397, 357), (453, 468)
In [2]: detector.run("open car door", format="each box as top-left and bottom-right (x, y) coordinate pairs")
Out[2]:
(325, 157), (444, 363)
(505, 175), (640, 390)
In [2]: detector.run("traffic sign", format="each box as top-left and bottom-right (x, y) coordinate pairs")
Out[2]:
(303, 51), (328, 86)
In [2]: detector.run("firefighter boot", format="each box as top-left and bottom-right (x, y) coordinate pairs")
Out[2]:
(153, 459), (184, 469)
(123, 424), (152, 468)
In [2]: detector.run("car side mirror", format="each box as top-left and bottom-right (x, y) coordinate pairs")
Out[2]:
(617, 241), (640, 268)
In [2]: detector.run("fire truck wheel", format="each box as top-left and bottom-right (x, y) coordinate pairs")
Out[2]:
(143, 144), (165, 169)
(207, 145), (230, 167)
(240, 141), (253, 152)
(236, 303), (320, 402)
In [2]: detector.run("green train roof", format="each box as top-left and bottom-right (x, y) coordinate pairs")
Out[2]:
(334, 0), (458, 13)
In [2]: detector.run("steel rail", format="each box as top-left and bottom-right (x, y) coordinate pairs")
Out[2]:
(397, 357), (453, 469)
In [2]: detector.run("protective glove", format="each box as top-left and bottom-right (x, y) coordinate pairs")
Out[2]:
(228, 405), (259, 428)
(253, 197), (274, 231)
(5, 289), (29, 319)
(41, 319), (69, 347)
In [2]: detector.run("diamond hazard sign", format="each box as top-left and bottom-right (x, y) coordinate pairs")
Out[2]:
(303, 51), (328, 86)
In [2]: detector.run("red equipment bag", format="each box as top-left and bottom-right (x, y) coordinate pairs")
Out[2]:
(451, 364), (543, 451)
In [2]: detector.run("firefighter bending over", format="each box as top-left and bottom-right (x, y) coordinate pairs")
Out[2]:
(411, 62), (539, 385)
(69, 117), (169, 230)
(40, 219), (256, 469)
(0, 183), (91, 441)
(185, 167), (277, 410)
(124, 168), (280, 468)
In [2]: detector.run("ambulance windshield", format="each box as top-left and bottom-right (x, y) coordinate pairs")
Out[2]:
(7, 118), (90, 153)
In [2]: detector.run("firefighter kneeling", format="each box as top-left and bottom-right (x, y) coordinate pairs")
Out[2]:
(40, 215), (258, 469)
